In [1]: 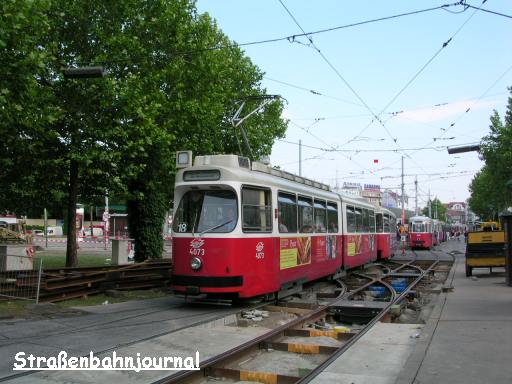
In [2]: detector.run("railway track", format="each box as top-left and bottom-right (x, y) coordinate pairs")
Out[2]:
(0, 260), (172, 302)
(156, 257), (448, 384)
(0, 254), (453, 384)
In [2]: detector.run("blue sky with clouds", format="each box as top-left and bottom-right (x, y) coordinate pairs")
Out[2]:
(195, 0), (512, 207)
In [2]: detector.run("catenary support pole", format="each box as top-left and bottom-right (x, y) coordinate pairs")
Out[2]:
(299, 139), (302, 176)
(401, 156), (405, 225)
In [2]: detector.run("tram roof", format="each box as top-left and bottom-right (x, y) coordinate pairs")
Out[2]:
(175, 154), (377, 209)
(409, 215), (432, 222)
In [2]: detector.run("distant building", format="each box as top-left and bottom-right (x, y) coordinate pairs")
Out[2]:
(445, 201), (467, 224)
(362, 184), (381, 206)
(382, 189), (399, 209)
(336, 182), (362, 197)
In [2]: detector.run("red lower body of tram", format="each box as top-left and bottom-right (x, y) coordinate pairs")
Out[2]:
(376, 233), (397, 260)
(172, 233), (383, 298)
(409, 232), (433, 249)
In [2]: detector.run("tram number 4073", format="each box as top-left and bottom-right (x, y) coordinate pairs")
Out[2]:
(189, 248), (205, 256)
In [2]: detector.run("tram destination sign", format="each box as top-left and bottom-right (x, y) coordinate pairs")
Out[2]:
(183, 170), (221, 181)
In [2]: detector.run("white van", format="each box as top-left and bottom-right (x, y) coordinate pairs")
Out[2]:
(46, 226), (63, 236)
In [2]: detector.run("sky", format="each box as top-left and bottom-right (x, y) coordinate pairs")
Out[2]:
(195, 0), (512, 209)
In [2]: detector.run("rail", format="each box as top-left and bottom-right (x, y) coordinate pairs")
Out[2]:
(158, 258), (440, 384)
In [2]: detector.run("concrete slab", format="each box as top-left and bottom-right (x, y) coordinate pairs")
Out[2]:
(413, 320), (512, 384)
(311, 323), (423, 384)
(72, 296), (180, 315)
(0, 342), (83, 380)
(6, 325), (269, 384)
(0, 319), (76, 341)
(0, 297), (249, 381)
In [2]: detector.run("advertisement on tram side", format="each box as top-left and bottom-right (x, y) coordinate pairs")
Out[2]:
(280, 235), (339, 270)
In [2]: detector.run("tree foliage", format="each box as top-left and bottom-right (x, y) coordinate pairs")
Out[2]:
(0, 0), (63, 217)
(0, 0), (287, 263)
(469, 89), (512, 218)
(468, 166), (500, 220)
(421, 197), (447, 221)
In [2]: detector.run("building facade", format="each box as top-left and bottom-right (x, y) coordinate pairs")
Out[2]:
(445, 201), (467, 224)
(362, 184), (381, 206)
(381, 189), (399, 209)
(336, 182), (363, 197)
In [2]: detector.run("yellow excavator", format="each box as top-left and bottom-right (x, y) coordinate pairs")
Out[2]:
(0, 218), (32, 244)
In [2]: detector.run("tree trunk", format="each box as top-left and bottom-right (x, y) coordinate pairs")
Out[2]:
(127, 186), (166, 262)
(65, 159), (79, 267)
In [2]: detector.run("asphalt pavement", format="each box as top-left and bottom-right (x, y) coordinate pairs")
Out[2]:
(396, 240), (512, 384)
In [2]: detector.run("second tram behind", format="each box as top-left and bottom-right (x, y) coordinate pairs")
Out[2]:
(408, 215), (434, 249)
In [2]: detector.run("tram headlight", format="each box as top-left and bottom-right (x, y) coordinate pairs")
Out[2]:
(190, 257), (202, 271)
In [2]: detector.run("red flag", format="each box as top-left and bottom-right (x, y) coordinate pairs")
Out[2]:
(373, 159), (379, 164)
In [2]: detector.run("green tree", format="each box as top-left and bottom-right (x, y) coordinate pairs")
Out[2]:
(0, 0), (64, 218)
(116, 8), (287, 261)
(469, 89), (512, 217)
(421, 197), (447, 221)
(468, 167), (499, 220)
(1, 0), (287, 264)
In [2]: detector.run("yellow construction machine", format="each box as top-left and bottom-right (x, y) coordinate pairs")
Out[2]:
(465, 221), (505, 276)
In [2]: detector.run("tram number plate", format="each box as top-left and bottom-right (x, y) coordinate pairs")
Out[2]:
(189, 248), (205, 256)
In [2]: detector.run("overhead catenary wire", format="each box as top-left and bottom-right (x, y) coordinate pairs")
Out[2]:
(74, 2), (466, 68)
(381, 172), (476, 189)
(271, 86), (506, 123)
(463, 1), (512, 19)
(277, 0), (428, 182)
(372, 62), (512, 175)
(277, 138), (480, 153)
(367, 0), (503, 175)
(287, 120), (371, 174)
(336, 0), (483, 157)
(276, 0), (483, 181)
(238, 2), (465, 48)
(381, 170), (478, 179)
(264, 76), (365, 107)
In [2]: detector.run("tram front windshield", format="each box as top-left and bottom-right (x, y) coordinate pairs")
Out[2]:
(173, 190), (238, 234)
(412, 222), (426, 233)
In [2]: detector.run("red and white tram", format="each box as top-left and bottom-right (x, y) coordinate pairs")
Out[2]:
(171, 153), (394, 299)
(433, 219), (446, 244)
(408, 215), (434, 249)
(375, 207), (398, 260)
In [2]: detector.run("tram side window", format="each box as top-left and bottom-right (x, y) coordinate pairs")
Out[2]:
(241, 187), (272, 232)
(298, 196), (314, 233)
(361, 209), (368, 232)
(390, 216), (396, 231)
(327, 202), (338, 233)
(383, 214), (390, 233)
(314, 200), (327, 233)
(355, 207), (363, 233)
(376, 213), (383, 233)
(278, 192), (297, 233)
(346, 205), (356, 232)
(369, 210), (375, 233)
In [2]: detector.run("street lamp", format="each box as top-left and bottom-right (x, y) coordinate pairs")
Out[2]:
(62, 66), (106, 79)
(447, 144), (480, 154)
